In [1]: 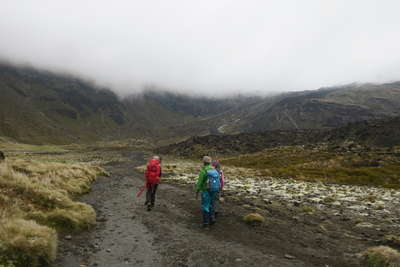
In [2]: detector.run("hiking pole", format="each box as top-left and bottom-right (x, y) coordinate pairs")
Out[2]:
(136, 186), (146, 198)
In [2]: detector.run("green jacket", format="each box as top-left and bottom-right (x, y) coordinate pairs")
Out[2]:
(195, 164), (213, 192)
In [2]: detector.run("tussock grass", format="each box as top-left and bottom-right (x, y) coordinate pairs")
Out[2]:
(323, 196), (336, 203)
(243, 213), (265, 224)
(301, 205), (315, 213)
(0, 158), (105, 266)
(358, 246), (400, 267)
(0, 219), (57, 267)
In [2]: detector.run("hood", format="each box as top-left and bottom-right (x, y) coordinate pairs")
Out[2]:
(148, 159), (160, 166)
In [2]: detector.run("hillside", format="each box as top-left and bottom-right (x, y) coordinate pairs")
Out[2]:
(1, 63), (400, 144)
(0, 64), (127, 143)
(246, 83), (400, 132)
(0, 63), (257, 144)
(157, 116), (400, 157)
(189, 83), (400, 134)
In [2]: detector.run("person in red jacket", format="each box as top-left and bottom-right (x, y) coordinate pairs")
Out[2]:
(144, 155), (161, 211)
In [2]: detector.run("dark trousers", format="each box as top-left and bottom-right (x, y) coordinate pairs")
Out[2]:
(146, 183), (158, 207)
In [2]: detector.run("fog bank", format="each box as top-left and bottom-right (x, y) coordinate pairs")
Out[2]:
(1, 0), (399, 96)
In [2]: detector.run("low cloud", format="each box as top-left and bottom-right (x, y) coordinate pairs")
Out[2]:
(1, 0), (399, 96)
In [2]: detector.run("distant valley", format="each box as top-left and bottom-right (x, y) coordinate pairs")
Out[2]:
(1, 63), (400, 145)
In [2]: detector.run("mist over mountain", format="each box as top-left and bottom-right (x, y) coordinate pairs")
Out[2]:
(0, 63), (259, 143)
(1, 1), (400, 96)
(1, 63), (400, 144)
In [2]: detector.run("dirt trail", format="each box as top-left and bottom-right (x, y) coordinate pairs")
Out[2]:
(55, 152), (160, 267)
(55, 152), (365, 267)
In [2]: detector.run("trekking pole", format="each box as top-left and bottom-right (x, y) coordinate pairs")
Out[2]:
(136, 186), (146, 198)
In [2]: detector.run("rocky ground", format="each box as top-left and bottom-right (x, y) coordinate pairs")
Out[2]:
(55, 153), (400, 267)
(160, 159), (400, 229)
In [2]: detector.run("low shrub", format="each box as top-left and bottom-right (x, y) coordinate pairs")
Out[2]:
(358, 246), (400, 267)
(243, 213), (265, 224)
(301, 205), (314, 213)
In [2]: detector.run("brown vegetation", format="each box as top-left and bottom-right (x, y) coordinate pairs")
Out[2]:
(358, 246), (400, 267)
(0, 158), (106, 266)
(221, 146), (400, 188)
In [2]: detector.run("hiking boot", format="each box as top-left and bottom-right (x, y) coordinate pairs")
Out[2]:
(210, 219), (216, 225)
(144, 201), (149, 206)
(147, 205), (152, 211)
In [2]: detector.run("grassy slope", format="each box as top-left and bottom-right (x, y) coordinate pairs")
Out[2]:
(221, 145), (400, 189)
(0, 63), (260, 144)
(0, 64), (124, 144)
(0, 142), (108, 267)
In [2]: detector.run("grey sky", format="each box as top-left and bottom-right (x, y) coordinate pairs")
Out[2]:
(1, 0), (399, 96)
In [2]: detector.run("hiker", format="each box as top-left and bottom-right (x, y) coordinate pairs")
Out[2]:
(212, 160), (225, 217)
(195, 156), (221, 227)
(144, 155), (161, 211)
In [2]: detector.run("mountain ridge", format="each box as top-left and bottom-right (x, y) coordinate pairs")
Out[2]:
(1, 63), (400, 144)
(157, 115), (400, 157)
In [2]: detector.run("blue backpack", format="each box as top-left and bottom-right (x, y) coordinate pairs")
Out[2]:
(206, 169), (221, 192)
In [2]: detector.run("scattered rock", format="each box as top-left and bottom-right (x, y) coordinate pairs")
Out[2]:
(163, 159), (400, 230)
(65, 235), (72, 240)
(243, 213), (265, 224)
(384, 235), (400, 247)
(355, 222), (374, 228)
(106, 249), (111, 253)
(348, 205), (365, 211)
(96, 217), (107, 222)
(317, 224), (327, 233)
(284, 254), (296, 260)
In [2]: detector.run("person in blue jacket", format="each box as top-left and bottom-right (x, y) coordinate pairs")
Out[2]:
(195, 156), (221, 228)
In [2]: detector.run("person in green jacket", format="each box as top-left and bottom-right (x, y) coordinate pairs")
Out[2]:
(195, 155), (219, 227)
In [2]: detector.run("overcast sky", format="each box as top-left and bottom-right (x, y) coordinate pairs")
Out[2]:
(1, 0), (399, 96)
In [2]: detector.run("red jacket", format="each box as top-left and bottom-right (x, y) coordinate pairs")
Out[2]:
(145, 159), (161, 186)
